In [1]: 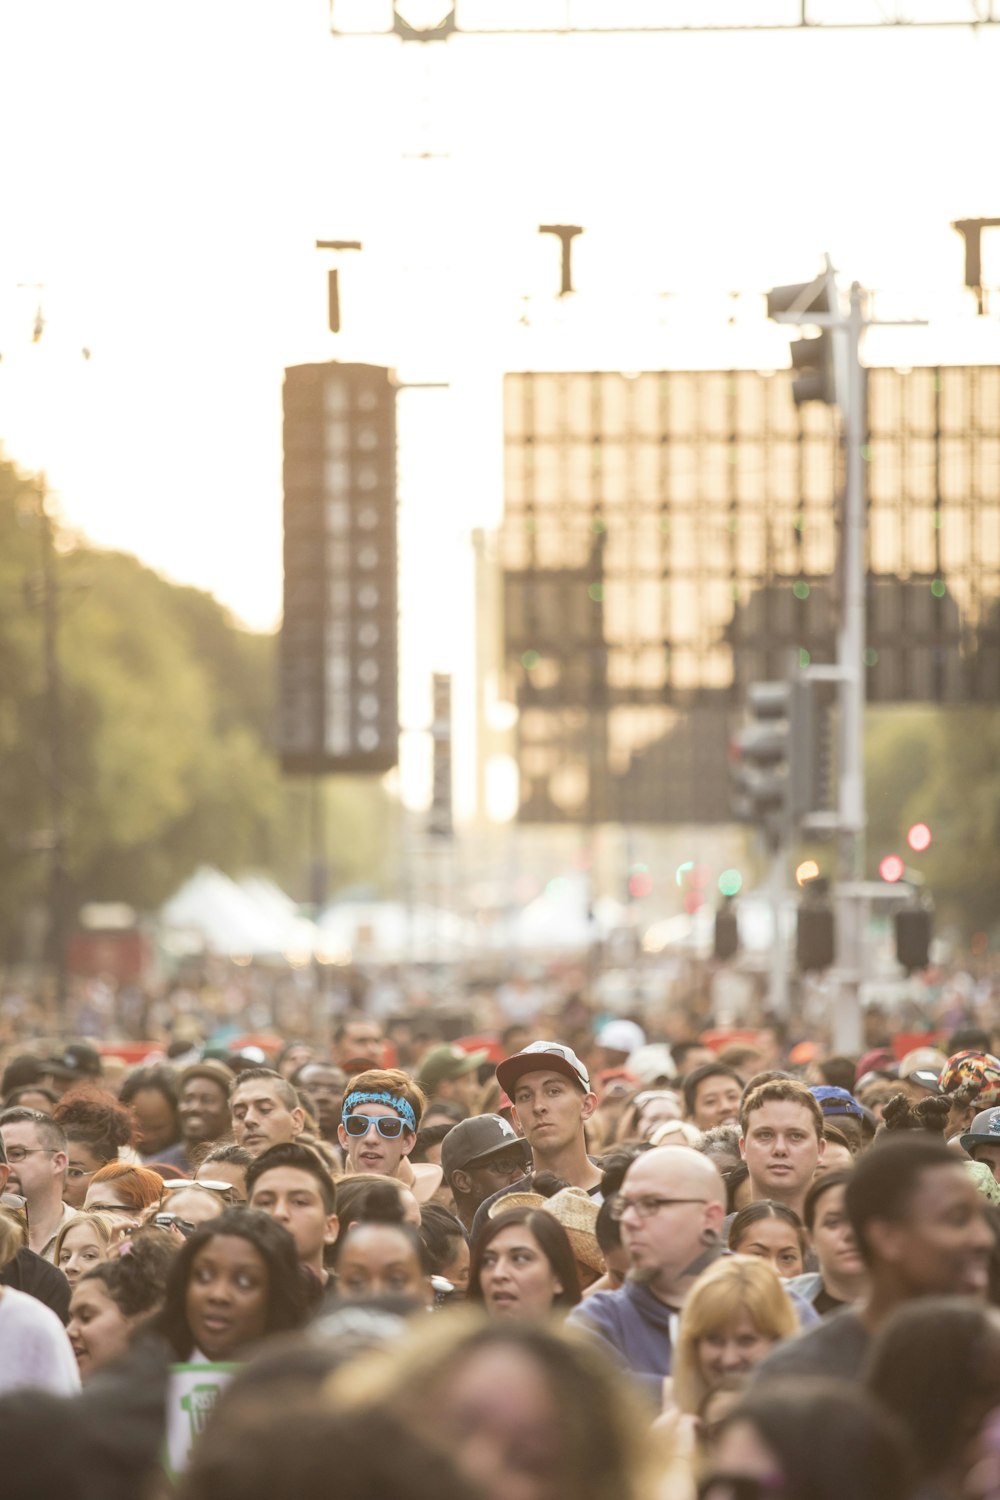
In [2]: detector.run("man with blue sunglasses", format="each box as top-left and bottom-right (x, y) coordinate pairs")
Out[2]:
(337, 1068), (442, 1204)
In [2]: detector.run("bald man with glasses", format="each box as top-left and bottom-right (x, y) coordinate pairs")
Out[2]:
(567, 1146), (727, 1399)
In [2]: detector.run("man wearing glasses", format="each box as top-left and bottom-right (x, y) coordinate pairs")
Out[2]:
(567, 1146), (726, 1399)
(337, 1067), (442, 1204)
(0, 1107), (76, 1263)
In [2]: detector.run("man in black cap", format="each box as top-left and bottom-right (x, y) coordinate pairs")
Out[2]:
(469, 1040), (601, 1241)
(440, 1114), (530, 1233)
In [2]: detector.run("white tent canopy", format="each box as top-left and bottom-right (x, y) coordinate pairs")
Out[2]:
(160, 867), (320, 958)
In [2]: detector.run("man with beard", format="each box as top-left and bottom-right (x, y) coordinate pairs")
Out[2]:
(567, 1146), (726, 1398)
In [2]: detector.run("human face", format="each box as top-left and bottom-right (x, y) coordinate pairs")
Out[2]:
(426, 1345), (563, 1500)
(511, 1071), (593, 1157)
(278, 1044), (314, 1080)
(335, 1224), (429, 1302)
(741, 1102), (823, 1202)
(974, 1144), (1000, 1186)
(874, 1163), (994, 1298)
(691, 1076), (743, 1132)
(808, 1182), (865, 1283)
(67, 1280), (133, 1380)
(249, 1165), (338, 1271)
(0, 1119), (63, 1206)
(703, 1419), (784, 1500)
(160, 1186), (228, 1232)
(477, 1224), (564, 1320)
(616, 1151), (720, 1293)
(637, 1092), (683, 1139)
(83, 1181), (142, 1238)
(450, 1069), (483, 1113)
(335, 1022), (385, 1068)
(179, 1077), (231, 1147)
(196, 1159), (248, 1202)
(697, 1306), (775, 1389)
(463, 1149), (529, 1210)
(337, 1103), (414, 1176)
(231, 1081), (304, 1157)
(443, 1236), (470, 1296)
(815, 1141), (854, 1175)
(57, 1222), (108, 1286)
(130, 1088), (179, 1158)
(185, 1235), (270, 1360)
(297, 1065), (346, 1135)
(732, 1216), (804, 1278)
(64, 1141), (105, 1209)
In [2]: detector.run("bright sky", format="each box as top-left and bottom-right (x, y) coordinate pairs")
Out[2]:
(1, 2), (999, 815)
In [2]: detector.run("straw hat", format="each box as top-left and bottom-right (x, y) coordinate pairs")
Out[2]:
(487, 1185), (606, 1276)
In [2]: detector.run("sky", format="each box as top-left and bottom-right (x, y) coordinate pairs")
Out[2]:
(1, 2), (999, 812)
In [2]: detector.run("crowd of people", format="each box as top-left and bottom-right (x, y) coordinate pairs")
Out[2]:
(4, 1011), (1000, 1499)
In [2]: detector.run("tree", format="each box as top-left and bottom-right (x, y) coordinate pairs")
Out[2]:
(0, 458), (391, 962)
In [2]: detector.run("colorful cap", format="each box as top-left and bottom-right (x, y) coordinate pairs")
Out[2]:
(939, 1051), (1000, 1107)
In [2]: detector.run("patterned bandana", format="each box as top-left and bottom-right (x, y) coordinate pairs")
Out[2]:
(342, 1089), (416, 1133)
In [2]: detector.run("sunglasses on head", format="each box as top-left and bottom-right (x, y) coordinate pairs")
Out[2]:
(343, 1113), (406, 1140)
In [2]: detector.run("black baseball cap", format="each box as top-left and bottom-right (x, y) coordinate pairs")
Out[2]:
(440, 1115), (530, 1181)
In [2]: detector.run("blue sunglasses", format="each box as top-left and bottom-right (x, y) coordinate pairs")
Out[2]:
(344, 1113), (407, 1140)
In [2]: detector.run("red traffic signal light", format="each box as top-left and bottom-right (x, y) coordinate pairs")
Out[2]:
(906, 822), (932, 853)
(879, 854), (905, 884)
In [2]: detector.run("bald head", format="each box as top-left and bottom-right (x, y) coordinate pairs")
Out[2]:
(624, 1144), (726, 1207)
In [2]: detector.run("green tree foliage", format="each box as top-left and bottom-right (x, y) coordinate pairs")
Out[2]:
(0, 458), (390, 960)
(865, 705), (1000, 937)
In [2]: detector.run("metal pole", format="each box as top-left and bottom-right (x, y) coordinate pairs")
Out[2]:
(38, 484), (69, 1033)
(768, 840), (789, 1017)
(832, 283), (867, 1053)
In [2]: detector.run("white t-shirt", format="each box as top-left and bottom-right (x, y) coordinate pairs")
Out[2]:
(0, 1285), (81, 1394)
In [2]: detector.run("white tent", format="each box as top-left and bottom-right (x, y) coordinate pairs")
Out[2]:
(317, 900), (477, 965)
(160, 867), (319, 958)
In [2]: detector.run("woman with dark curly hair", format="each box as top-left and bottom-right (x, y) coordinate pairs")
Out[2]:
(53, 1087), (135, 1209)
(158, 1208), (308, 1363)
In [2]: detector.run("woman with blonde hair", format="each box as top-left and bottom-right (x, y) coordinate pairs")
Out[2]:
(328, 1313), (668, 1500)
(52, 1211), (116, 1287)
(672, 1255), (798, 1416)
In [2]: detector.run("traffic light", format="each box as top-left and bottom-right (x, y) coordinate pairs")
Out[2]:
(279, 362), (399, 776)
(797, 879), (835, 972)
(895, 905), (932, 973)
(766, 275), (836, 407)
(713, 902), (739, 961)
(729, 681), (792, 842)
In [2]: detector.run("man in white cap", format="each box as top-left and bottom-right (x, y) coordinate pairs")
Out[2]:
(469, 1040), (601, 1242)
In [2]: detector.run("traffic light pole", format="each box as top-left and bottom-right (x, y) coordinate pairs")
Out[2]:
(832, 282), (868, 1054)
(768, 841), (790, 1018)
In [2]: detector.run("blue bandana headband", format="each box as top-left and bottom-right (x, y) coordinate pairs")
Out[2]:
(342, 1089), (417, 1134)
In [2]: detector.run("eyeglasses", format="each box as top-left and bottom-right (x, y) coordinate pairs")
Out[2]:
(609, 1194), (709, 1221)
(4, 1147), (56, 1165)
(476, 1153), (527, 1176)
(343, 1113), (406, 1140)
